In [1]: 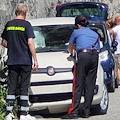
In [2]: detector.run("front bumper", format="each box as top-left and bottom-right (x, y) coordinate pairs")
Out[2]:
(29, 85), (102, 113)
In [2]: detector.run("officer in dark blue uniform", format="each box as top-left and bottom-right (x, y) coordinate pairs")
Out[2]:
(61, 16), (100, 119)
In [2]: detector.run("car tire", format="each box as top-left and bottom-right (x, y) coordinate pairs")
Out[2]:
(107, 70), (115, 92)
(91, 84), (109, 115)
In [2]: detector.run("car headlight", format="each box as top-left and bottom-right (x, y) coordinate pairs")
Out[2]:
(104, 72), (107, 79)
(99, 50), (108, 62)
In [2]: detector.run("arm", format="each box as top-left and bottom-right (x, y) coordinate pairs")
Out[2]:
(109, 28), (114, 40)
(1, 39), (7, 48)
(68, 43), (74, 54)
(109, 28), (114, 34)
(28, 38), (38, 71)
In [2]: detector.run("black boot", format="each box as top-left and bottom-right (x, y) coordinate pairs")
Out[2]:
(80, 109), (90, 118)
(60, 113), (78, 119)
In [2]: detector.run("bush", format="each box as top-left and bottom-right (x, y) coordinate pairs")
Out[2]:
(0, 85), (19, 120)
(0, 85), (7, 120)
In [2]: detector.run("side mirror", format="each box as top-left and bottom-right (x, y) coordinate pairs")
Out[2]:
(111, 41), (118, 53)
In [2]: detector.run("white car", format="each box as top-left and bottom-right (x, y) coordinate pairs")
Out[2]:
(28, 17), (109, 115)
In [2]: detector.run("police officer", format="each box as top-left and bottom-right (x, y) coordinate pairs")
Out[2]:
(61, 16), (100, 119)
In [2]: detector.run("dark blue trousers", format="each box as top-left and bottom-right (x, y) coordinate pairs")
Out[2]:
(6, 65), (32, 115)
(69, 52), (99, 115)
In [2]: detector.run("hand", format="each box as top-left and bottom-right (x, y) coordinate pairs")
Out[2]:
(32, 60), (38, 71)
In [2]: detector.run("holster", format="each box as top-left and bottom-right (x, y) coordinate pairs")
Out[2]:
(67, 50), (78, 63)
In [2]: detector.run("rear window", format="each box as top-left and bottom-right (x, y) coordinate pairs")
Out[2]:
(56, 3), (108, 21)
(60, 4), (102, 17)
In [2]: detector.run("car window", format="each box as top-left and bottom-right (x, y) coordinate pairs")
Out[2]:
(33, 24), (106, 52)
(90, 27), (104, 40)
(34, 27), (46, 48)
(33, 25), (74, 52)
(90, 26), (105, 48)
(56, 3), (108, 21)
(61, 7), (102, 17)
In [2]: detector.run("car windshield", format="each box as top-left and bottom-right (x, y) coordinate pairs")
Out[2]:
(33, 25), (74, 52)
(33, 24), (105, 53)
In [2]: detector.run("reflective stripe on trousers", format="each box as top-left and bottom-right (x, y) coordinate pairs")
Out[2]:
(20, 95), (29, 114)
(6, 95), (15, 112)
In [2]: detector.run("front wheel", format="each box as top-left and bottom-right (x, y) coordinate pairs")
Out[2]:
(107, 70), (115, 92)
(91, 84), (109, 115)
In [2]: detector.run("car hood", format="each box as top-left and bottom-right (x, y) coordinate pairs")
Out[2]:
(56, 2), (108, 21)
(35, 51), (73, 68)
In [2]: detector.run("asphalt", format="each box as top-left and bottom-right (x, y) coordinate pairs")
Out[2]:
(13, 87), (120, 120)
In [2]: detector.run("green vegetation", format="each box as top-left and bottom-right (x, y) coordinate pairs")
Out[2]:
(0, 85), (7, 120)
(0, 85), (19, 120)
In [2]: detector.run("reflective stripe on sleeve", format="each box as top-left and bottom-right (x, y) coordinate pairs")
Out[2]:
(6, 95), (15, 100)
(21, 106), (29, 111)
(20, 95), (29, 101)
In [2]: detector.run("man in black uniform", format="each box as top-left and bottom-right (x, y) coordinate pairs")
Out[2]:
(1, 4), (38, 120)
(61, 16), (100, 119)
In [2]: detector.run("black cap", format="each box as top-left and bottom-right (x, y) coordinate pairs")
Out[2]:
(75, 16), (89, 27)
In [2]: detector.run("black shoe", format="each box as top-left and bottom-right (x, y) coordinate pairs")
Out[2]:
(60, 113), (78, 119)
(81, 113), (90, 118)
(80, 109), (90, 118)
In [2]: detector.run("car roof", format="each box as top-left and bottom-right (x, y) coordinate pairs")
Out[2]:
(28, 17), (105, 26)
(28, 17), (75, 26)
(56, 2), (108, 11)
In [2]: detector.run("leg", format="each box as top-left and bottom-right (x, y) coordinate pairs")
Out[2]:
(61, 54), (86, 119)
(114, 62), (118, 80)
(61, 53), (95, 119)
(6, 65), (20, 114)
(19, 65), (32, 115)
(68, 64), (84, 115)
(118, 68), (120, 84)
(114, 55), (118, 82)
(83, 53), (98, 116)
(117, 55), (120, 84)
(69, 53), (91, 114)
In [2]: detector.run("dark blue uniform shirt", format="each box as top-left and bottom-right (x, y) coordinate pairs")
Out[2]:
(1, 19), (35, 65)
(69, 27), (100, 50)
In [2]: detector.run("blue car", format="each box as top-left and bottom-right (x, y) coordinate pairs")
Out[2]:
(56, 2), (118, 92)
(56, 2), (108, 21)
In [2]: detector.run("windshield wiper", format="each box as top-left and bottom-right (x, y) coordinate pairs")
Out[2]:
(36, 49), (68, 53)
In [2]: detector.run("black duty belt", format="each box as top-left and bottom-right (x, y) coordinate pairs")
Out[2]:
(77, 49), (100, 53)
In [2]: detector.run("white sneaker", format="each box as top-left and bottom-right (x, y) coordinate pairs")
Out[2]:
(5, 113), (12, 120)
(20, 114), (36, 120)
